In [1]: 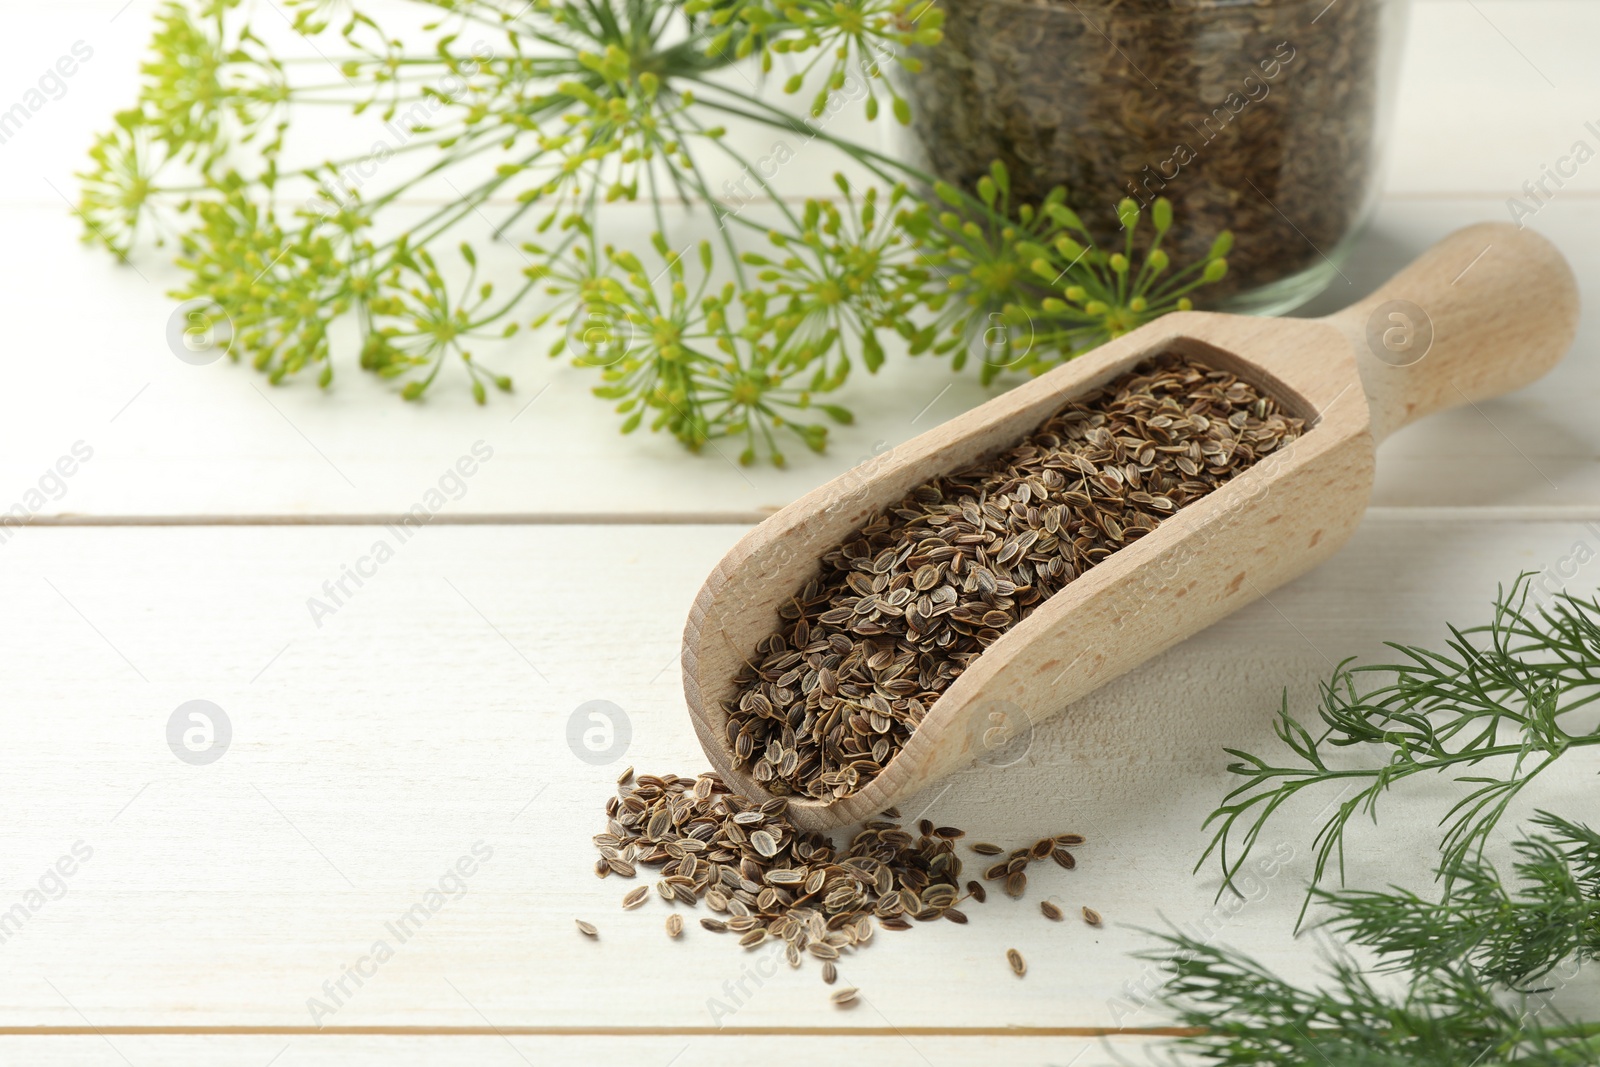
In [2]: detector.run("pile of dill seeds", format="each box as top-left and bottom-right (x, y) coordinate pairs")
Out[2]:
(722, 353), (1303, 801)
(590, 770), (1093, 995)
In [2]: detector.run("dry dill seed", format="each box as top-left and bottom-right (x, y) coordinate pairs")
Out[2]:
(591, 770), (984, 972)
(971, 843), (1004, 856)
(1007, 949), (1026, 977)
(822, 961), (838, 984)
(1030, 838), (1055, 860)
(1040, 900), (1064, 921)
(1052, 849), (1077, 870)
(832, 987), (860, 1007)
(722, 354), (1301, 802)
(593, 769), (1102, 989)
(1005, 871), (1028, 898)
(1056, 834), (1086, 847)
(1083, 907), (1103, 927)
(576, 920), (598, 939)
(617, 766), (634, 786)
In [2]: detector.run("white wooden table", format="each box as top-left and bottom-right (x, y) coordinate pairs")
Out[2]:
(0, 1), (1597, 1063)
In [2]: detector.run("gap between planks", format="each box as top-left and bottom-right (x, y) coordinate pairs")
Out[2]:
(8, 506), (1600, 528)
(0, 1026), (1202, 1038)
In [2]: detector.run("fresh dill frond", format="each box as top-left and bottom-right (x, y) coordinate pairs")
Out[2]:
(1150, 577), (1600, 1065)
(1318, 811), (1600, 990)
(1145, 931), (1600, 1066)
(1199, 575), (1600, 915)
(83, 0), (1229, 463)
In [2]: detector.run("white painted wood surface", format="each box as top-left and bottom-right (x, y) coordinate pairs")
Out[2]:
(0, 0), (1595, 520)
(0, 0), (1595, 1062)
(0, 1036), (1149, 1066)
(0, 521), (1597, 1065)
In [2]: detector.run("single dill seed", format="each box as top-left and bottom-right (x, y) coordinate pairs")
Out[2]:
(1056, 833), (1086, 847)
(1082, 907), (1102, 927)
(1005, 870), (1028, 898)
(971, 843), (1004, 856)
(1040, 900), (1063, 921)
(617, 766), (634, 785)
(1007, 948), (1026, 976)
(1052, 849), (1077, 870)
(832, 987), (859, 1006)
(576, 919), (598, 939)
(621, 886), (649, 910)
(666, 914), (684, 938)
(822, 961), (838, 984)
(967, 880), (987, 903)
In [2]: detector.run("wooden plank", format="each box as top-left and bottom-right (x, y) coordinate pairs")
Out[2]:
(0, 519), (1593, 1031)
(1389, 0), (1600, 196)
(0, 1034), (1146, 1066)
(0, 195), (1595, 521)
(0, 2), (1594, 521)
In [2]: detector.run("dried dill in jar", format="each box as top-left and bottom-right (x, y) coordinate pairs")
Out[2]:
(903, 0), (1411, 312)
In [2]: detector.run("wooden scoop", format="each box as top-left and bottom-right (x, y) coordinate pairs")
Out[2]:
(681, 222), (1579, 831)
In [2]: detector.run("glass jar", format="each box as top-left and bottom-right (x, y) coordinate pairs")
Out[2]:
(902, 0), (1411, 314)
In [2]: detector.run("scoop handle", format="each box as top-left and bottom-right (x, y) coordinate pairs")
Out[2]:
(1325, 222), (1579, 443)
